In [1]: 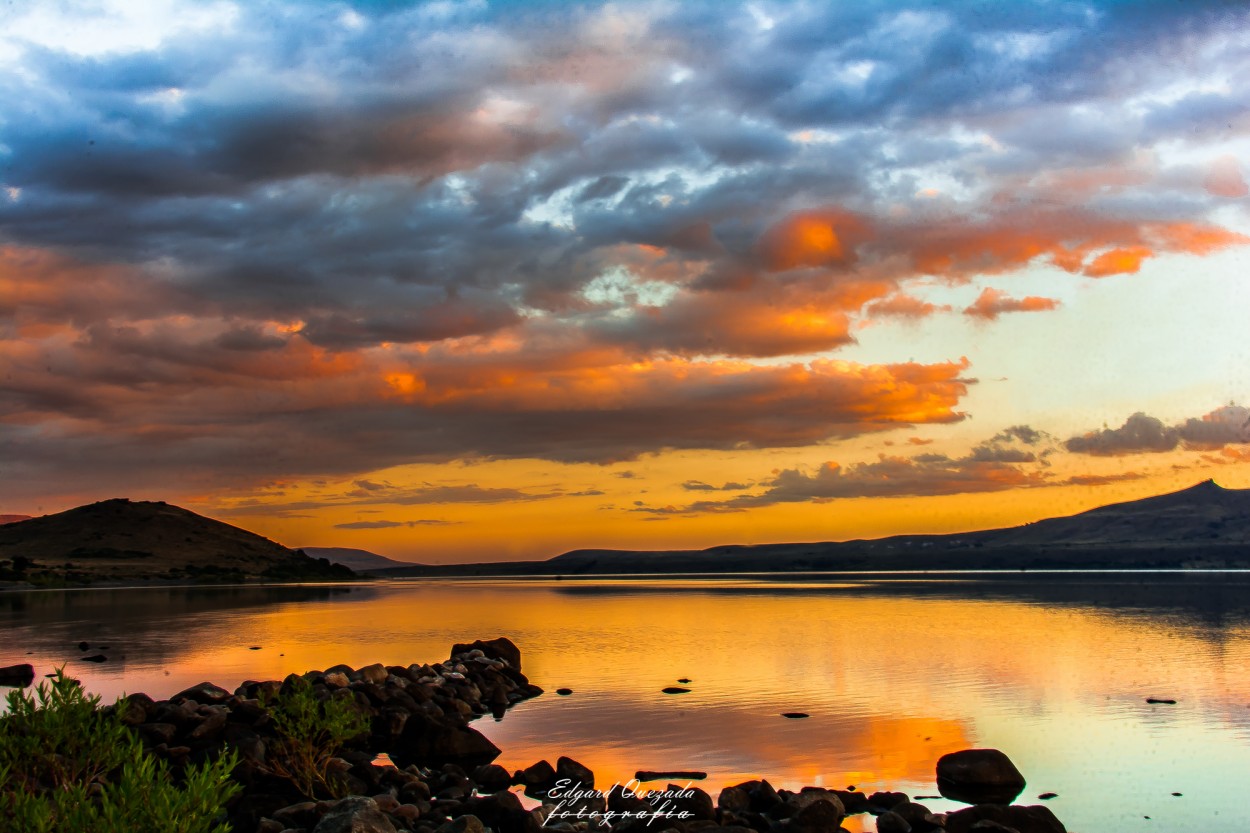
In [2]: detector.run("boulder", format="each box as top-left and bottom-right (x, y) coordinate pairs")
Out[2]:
(174, 682), (231, 704)
(312, 797), (398, 833)
(792, 798), (844, 832)
(876, 810), (911, 833)
(936, 749), (1027, 805)
(518, 759), (558, 798)
(451, 638), (521, 669)
(556, 755), (596, 790)
(0, 663), (35, 687)
(471, 763), (513, 793)
(944, 804), (1065, 833)
(390, 710), (502, 769)
(459, 790), (542, 833)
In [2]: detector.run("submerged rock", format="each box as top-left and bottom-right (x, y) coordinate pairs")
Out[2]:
(936, 748), (1027, 805)
(661, 686), (691, 694)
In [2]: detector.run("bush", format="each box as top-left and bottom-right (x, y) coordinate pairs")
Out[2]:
(263, 677), (370, 799)
(0, 670), (240, 833)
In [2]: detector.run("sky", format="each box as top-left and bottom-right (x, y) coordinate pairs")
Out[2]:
(1, 0), (1249, 563)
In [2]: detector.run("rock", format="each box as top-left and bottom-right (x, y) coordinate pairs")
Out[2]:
(661, 687), (691, 694)
(876, 811), (912, 833)
(81, 654), (108, 663)
(372, 794), (401, 814)
(0, 663), (36, 687)
(437, 816), (485, 833)
(556, 755), (595, 790)
(78, 641), (89, 651)
(718, 786), (751, 813)
(471, 763), (512, 793)
(1146, 697), (1177, 704)
(660, 784), (716, 822)
(137, 722), (178, 745)
(116, 693), (153, 726)
(460, 790), (542, 833)
(729, 779), (781, 813)
(174, 682), (231, 704)
(390, 710), (502, 768)
(360, 663), (389, 685)
(781, 712), (809, 719)
(890, 801), (942, 832)
(867, 792), (908, 812)
(450, 638), (521, 669)
(518, 759), (557, 798)
(793, 798), (844, 832)
(312, 797), (398, 833)
(834, 789), (870, 815)
(556, 688), (573, 695)
(944, 805), (1065, 833)
(1037, 793), (1057, 800)
(936, 749), (1027, 805)
(676, 678), (691, 683)
(273, 801), (319, 829)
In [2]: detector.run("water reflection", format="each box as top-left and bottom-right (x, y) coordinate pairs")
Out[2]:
(2, 575), (1249, 833)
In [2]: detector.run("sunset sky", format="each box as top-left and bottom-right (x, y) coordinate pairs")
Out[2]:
(2, 0), (1249, 563)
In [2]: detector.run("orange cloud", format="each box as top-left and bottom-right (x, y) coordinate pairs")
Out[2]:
(1083, 246), (1151, 277)
(1204, 155), (1249, 198)
(757, 209), (871, 272)
(963, 288), (1059, 320)
(882, 211), (1247, 283)
(865, 293), (951, 319)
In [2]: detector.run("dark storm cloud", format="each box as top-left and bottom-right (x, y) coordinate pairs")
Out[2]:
(1066, 406), (1250, 456)
(1066, 412), (1181, 456)
(3, 0), (1249, 506)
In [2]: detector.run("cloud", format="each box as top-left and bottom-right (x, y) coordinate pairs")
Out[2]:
(1177, 404), (1250, 449)
(334, 519), (454, 530)
(681, 480), (750, 492)
(1065, 412), (1179, 456)
(3, 1), (1250, 508)
(866, 293), (952, 319)
(1204, 156), (1249, 198)
(963, 288), (1059, 320)
(1066, 406), (1250, 456)
(738, 453), (1047, 506)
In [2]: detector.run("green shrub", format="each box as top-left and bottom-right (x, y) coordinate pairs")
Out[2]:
(263, 677), (370, 799)
(0, 671), (240, 833)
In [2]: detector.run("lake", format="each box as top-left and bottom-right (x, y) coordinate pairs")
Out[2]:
(3, 573), (1250, 833)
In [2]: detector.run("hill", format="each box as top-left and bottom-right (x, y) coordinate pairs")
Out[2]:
(0, 514), (32, 525)
(298, 546), (418, 572)
(376, 480), (1250, 577)
(0, 499), (356, 586)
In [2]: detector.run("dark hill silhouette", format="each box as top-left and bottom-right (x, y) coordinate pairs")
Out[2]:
(298, 546), (418, 572)
(0, 499), (355, 585)
(376, 480), (1250, 577)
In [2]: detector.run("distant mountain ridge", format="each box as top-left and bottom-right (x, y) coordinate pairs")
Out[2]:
(0, 499), (355, 586)
(298, 546), (418, 572)
(376, 480), (1250, 577)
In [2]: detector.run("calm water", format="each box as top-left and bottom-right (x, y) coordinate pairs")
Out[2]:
(3, 573), (1250, 833)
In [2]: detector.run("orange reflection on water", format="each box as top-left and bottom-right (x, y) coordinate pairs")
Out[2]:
(7, 577), (1250, 833)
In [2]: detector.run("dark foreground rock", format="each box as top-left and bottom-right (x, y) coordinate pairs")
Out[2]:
(936, 748), (1027, 805)
(0, 662), (35, 687)
(944, 803), (1066, 833)
(92, 641), (1067, 833)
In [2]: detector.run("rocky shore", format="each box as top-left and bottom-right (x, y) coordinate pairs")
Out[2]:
(89, 638), (1065, 833)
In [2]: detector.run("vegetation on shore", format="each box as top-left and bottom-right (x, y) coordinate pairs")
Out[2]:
(0, 671), (241, 833)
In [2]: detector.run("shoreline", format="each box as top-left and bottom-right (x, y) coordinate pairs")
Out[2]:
(3, 637), (1068, 833)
